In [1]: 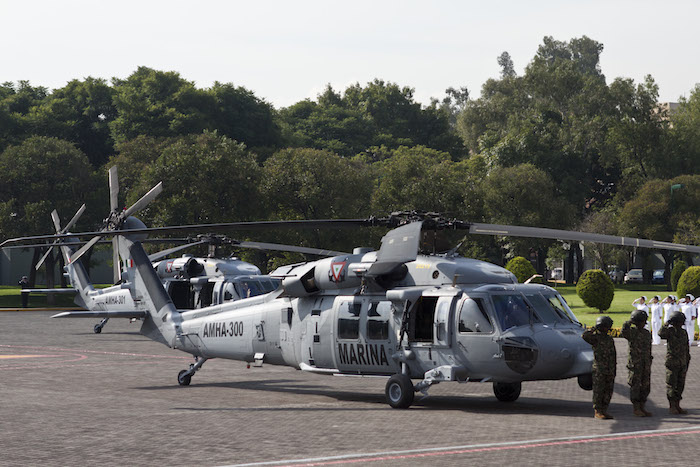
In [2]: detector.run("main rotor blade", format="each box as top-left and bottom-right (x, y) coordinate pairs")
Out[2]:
(70, 235), (102, 264)
(62, 204), (86, 233)
(35, 241), (58, 270)
(468, 223), (700, 254)
(0, 219), (371, 248)
(123, 182), (163, 218)
(147, 240), (209, 262)
(236, 241), (347, 257)
(50, 210), (62, 232)
(109, 166), (119, 212)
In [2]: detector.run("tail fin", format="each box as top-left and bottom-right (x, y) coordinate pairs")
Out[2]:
(120, 236), (180, 346)
(58, 243), (95, 310)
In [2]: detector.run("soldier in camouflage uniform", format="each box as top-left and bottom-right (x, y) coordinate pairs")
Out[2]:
(621, 310), (652, 416)
(659, 311), (691, 414)
(582, 316), (616, 419)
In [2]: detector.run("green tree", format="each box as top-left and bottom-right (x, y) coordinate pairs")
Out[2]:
(505, 256), (536, 283)
(260, 147), (374, 254)
(280, 80), (464, 158)
(677, 266), (700, 298)
(370, 145), (480, 216)
(131, 132), (261, 226)
(671, 260), (688, 291)
(206, 82), (281, 154)
(605, 75), (668, 192)
(0, 137), (97, 288)
(576, 269), (614, 312)
(27, 77), (116, 167)
(0, 81), (50, 151)
(667, 84), (700, 175)
(110, 67), (212, 144)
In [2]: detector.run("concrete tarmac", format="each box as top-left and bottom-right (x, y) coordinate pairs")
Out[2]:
(2, 311), (700, 466)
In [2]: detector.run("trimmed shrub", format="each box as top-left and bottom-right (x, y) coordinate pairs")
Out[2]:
(671, 260), (688, 291)
(505, 256), (537, 283)
(576, 269), (614, 312)
(677, 266), (700, 298)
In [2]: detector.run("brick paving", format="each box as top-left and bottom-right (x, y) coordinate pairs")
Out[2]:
(1, 310), (699, 466)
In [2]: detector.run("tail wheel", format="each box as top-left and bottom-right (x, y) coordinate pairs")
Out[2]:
(385, 374), (415, 409)
(178, 370), (192, 386)
(493, 382), (521, 402)
(93, 325), (102, 334)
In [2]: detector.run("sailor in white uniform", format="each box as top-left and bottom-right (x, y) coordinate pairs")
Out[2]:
(649, 295), (664, 345)
(662, 295), (678, 324)
(632, 296), (650, 329)
(679, 294), (697, 344)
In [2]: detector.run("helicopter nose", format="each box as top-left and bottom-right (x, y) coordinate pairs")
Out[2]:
(531, 329), (578, 376)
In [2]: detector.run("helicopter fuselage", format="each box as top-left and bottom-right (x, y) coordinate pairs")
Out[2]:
(172, 254), (593, 385)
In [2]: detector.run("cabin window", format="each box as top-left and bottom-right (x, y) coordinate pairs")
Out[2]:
(367, 301), (390, 340)
(411, 296), (438, 342)
(168, 281), (193, 309)
(459, 298), (493, 333)
(338, 301), (361, 339)
(491, 294), (540, 330)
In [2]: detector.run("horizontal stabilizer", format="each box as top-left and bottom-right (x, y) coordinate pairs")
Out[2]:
(22, 288), (77, 294)
(51, 311), (147, 319)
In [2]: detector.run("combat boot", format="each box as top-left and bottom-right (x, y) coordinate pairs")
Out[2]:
(640, 402), (653, 417)
(632, 402), (645, 417)
(594, 410), (613, 419)
(675, 401), (688, 414)
(669, 400), (681, 414)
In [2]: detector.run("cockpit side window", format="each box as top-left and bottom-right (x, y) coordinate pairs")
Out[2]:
(491, 294), (540, 330)
(459, 298), (494, 333)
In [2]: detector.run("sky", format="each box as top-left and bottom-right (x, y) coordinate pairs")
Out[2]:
(1, 0), (698, 109)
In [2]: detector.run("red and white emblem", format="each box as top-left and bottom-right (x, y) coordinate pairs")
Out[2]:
(330, 261), (346, 283)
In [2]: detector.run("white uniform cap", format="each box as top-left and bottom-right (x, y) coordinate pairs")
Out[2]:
(686, 294), (695, 301)
(641, 296), (647, 301)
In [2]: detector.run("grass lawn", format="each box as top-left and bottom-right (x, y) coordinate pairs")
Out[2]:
(0, 285), (93, 308)
(552, 283), (675, 328)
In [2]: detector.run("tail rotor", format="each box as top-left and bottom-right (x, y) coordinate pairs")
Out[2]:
(69, 166), (163, 283)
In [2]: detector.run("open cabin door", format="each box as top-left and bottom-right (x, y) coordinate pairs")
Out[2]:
(408, 291), (460, 348)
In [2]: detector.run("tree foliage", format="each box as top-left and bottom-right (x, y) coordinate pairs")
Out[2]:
(677, 266), (700, 298)
(576, 269), (614, 311)
(505, 256), (537, 283)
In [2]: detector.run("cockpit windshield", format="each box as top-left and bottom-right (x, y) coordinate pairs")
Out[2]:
(544, 292), (580, 324)
(491, 294), (540, 330)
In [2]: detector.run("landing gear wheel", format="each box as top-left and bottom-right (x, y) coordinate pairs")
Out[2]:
(493, 382), (521, 402)
(385, 374), (415, 409)
(93, 324), (102, 334)
(578, 373), (593, 391)
(178, 370), (192, 386)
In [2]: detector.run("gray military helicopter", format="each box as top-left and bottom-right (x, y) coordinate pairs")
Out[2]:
(18, 167), (340, 334)
(5, 174), (700, 409)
